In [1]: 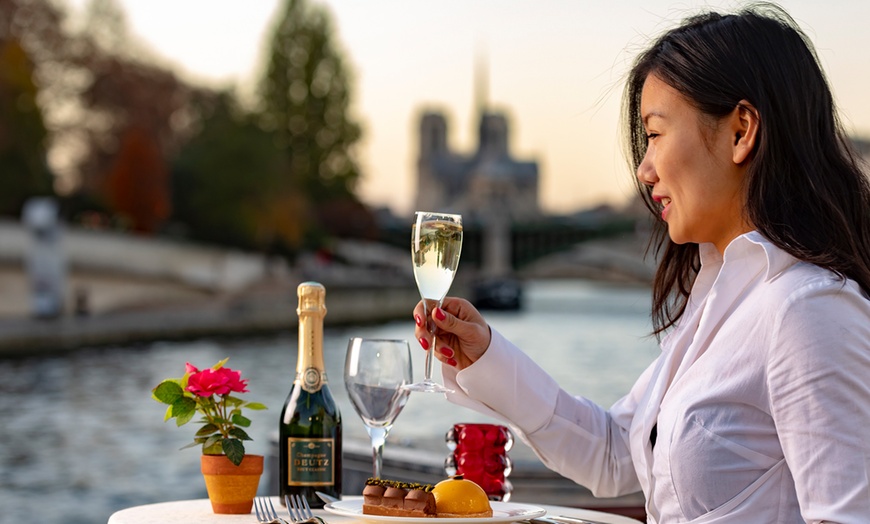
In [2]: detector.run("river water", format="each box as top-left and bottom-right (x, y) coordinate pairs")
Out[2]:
(0, 279), (659, 524)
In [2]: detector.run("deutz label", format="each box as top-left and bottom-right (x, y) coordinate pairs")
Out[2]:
(286, 438), (335, 486)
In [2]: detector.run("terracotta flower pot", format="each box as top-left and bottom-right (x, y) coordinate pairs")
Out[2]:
(200, 454), (264, 514)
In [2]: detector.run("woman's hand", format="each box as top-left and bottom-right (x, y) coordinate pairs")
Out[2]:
(413, 296), (491, 370)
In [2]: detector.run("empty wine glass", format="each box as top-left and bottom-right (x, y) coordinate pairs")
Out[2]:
(404, 211), (463, 393)
(344, 337), (412, 478)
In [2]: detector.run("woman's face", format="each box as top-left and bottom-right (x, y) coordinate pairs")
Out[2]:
(637, 74), (751, 254)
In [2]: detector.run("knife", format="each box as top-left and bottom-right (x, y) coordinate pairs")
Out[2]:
(550, 515), (613, 524)
(528, 517), (610, 524)
(315, 491), (340, 505)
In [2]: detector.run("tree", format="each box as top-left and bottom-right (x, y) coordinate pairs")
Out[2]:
(258, 0), (366, 235)
(0, 0), (200, 229)
(0, 0), (66, 216)
(0, 37), (54, 216)
(172, 91), (307, 251)
(105, 126), (169, 233)
(173, 0), (376, 254)
(71, 0), (198, 223)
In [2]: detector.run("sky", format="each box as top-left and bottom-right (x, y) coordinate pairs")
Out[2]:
(64, 0), (870, 216)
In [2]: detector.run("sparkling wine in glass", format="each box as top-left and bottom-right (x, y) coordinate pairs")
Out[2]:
(344, 337), (412, 478)
(404, 211), (463, 393)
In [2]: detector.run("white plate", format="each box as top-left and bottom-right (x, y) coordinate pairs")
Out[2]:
(324, 499), (547, 523)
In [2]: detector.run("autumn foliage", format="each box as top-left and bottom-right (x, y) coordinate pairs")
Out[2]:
(1, 0), (375, 249)
(106, 127), (170, 233)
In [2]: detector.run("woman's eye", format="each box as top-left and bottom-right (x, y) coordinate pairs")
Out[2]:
(645, 133), (659, 141)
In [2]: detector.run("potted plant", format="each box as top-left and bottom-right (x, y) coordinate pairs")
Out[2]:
(152, 358), (267, 514)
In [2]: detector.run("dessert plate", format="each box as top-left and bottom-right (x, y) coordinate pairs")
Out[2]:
(324, 499), (547, 524)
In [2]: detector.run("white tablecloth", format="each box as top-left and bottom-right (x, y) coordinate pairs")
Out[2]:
(107, 497), (639, 524)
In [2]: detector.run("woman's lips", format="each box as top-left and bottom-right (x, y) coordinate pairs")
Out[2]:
(654, 195), (671, 220)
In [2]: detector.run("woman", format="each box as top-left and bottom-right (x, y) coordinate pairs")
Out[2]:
(414, 5), (870, 523)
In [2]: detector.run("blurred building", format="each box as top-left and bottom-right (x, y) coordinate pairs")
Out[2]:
(415, 110), (540, 222)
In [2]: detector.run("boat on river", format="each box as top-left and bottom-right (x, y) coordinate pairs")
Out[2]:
(472, 276), (523, 310)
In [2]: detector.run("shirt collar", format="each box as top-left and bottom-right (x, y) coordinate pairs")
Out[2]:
(699, 231), (798, 281)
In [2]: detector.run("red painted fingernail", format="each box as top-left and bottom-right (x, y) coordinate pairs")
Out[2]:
(419, 337), (429, 350)
(440, 347), (454, 358)
(414, 314), (422, 327)
(446, 358), (458, 367)
(435, 307), (446, 321)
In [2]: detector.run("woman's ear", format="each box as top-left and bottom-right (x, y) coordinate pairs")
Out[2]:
(732, 100), (759, 164)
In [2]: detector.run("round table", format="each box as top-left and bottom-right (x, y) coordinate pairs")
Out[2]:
(108, 497), (639, 524)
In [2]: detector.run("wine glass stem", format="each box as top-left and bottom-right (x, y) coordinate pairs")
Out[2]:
(422, 298), (440, 382)
(424, 336), (436, 381)
(367, 426), (389, 479)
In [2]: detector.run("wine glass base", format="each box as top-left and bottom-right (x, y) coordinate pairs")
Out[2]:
(402, 380), (454, 394)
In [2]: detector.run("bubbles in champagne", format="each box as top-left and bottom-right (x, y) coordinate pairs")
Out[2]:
(412, 219), (463, 300)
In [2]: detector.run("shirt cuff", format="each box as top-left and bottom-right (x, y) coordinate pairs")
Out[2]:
(445, 328), (561, 435)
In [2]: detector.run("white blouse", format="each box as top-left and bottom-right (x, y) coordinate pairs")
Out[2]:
(443, 232), (870, 523)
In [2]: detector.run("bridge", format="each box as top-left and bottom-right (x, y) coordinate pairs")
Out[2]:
(377, 214), (650, 282)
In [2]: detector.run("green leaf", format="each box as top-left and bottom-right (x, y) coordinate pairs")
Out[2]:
(231, 414), (251, 428)
(152, 381), (184, 405)
(163, 405), (173, 422)
(172, 397), (197, 426)
(229, 427), (252, 441)
(244, 402), (268, 411)
(196, 423), (220, 437)
(213, 357), (229, 370)
(204, 434), (222, 450)
(180, 437), (207, 450)
(203, 440), (223, 455)
(225, 396), (243, 407)
(171, 397), (196, 415)
(175, 411), (194, 426)
(222, 438), (245, 466)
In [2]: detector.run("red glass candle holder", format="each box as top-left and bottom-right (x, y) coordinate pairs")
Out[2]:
(445, 423), (513, 501)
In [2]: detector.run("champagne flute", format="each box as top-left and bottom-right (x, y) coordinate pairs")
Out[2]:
(404, 211), (463, 393)
(344, 337), (412, 478)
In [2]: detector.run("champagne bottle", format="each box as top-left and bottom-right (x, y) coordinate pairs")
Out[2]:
(279, 281), (342, 508)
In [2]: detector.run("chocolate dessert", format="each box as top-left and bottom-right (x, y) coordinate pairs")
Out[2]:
(361, 478), (437, 517)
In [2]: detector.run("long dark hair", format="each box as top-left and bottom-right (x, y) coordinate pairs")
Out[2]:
(624, 3), (870, 336)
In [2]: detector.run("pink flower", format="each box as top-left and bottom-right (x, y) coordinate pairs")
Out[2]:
(221, 367), (250, 394)
(186, 366), (249, 397)
(185, 362), (199, 375)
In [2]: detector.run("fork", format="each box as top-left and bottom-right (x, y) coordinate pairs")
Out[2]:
(254, 497), (289, 524)
(285, 494), (327, 524)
